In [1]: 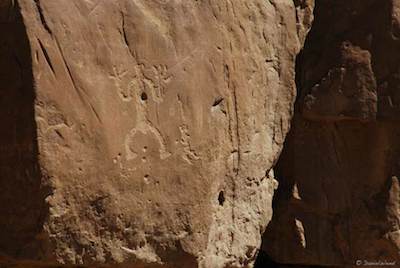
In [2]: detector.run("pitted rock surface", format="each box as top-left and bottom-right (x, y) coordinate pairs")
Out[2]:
(0, 0), (313, 267)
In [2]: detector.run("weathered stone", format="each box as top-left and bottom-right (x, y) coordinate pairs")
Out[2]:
(263, 0), (400, 266)
(0, 0), (312, 267)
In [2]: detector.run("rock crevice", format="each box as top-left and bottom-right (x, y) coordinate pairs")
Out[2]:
(262, 0), (400, 266)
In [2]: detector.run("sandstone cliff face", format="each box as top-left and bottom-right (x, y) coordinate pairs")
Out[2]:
(0, 0), (313, 267)
(263, 0), (400, 266)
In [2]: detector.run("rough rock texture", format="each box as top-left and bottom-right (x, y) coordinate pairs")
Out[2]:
(0, 0), (313, 267)
(263, 0), (400, 266)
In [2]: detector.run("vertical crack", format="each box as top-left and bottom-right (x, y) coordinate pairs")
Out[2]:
(34, 0), (52, 34)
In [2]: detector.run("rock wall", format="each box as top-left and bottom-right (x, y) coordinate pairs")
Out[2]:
(0, 0), (313, 267)
(6, 0), (400, 267)
(0, 0), (48, 260)
(263, 0), (400, 266)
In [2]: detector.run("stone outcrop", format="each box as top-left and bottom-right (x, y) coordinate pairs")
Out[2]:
(263, 0), (400, 266)
(0, 0), (313, 267)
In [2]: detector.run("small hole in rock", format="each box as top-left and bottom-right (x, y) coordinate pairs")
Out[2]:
(218, 191), (225, 206)
(140, 92), (148, 101)
(342, 41), (351, 48)
(212, 97), (224, 107)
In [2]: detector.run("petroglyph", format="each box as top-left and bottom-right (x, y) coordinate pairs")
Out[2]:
(141, 64), (172, 104)
(110, 65), (137, 102)
(179, 125), (200, 165)
(1, 0), (315, 266)
(124, 69), (171, 161)
(125, 122), (171, 161)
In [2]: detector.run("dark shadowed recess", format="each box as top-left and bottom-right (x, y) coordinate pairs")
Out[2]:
(254, 2), (312, 267)
(254, 249), (330, 268)
(0, 1), (49, 260)
(254, 250), (280, 268)
(253, 34), (325, 268)
(257, 0), (400, 267)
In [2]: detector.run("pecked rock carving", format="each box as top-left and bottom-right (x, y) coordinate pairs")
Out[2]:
(0, 0), (313, 267)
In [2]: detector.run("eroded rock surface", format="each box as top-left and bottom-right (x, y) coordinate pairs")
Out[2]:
(263, 0), (400, 266)
(0, 0), (313, 267)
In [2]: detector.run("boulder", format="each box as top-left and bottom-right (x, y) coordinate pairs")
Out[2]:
(0, 0), (313, 267)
